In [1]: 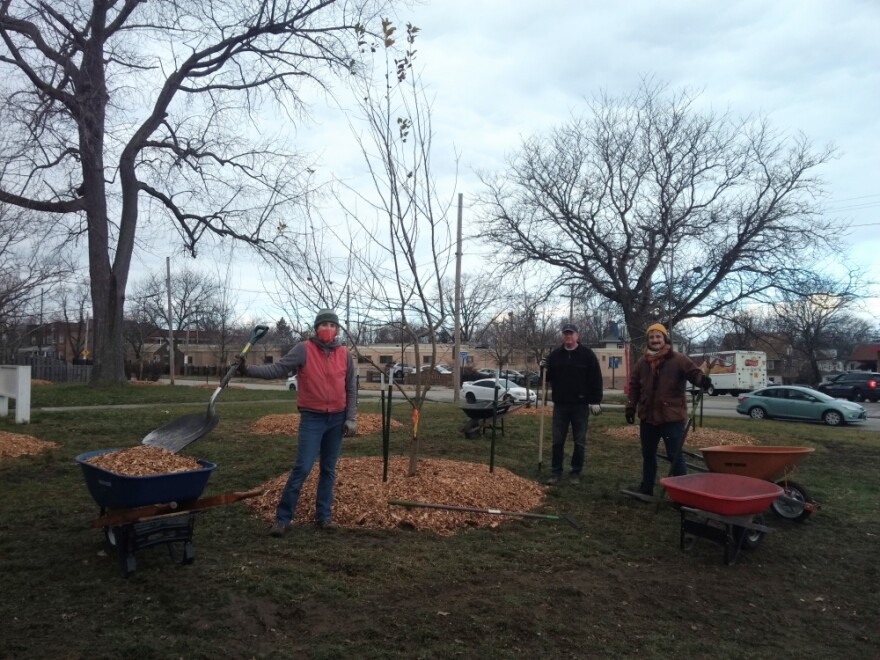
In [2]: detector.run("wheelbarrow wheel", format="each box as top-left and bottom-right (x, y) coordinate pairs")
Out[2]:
(771, 480), (812, 522)
(734, 514), (766, 551)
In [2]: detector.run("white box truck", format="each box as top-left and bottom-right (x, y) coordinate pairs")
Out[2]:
(688, 351), (767, 396)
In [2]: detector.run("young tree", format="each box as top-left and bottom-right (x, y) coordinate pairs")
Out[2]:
(336, 21), (457, 476)
(0, 1), (389, 384)
(478, 79), (837, 365)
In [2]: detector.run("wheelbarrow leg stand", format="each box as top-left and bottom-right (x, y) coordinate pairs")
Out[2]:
(679, 507), (755, 565)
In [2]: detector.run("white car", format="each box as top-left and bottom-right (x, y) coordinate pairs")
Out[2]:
(286, 374), (298, 390)
(461, 378), (537, 405)
(391, 363), (417, 378)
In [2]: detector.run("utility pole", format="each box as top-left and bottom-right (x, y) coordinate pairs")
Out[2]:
(166, 257), (175, 385)
(453, 193), (463, 403)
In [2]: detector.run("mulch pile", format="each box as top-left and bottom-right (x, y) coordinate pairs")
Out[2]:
(250, 412), (403, 436)
(247, 455), (546, 536)
(605, 424), (756, 448)
(83, 445), (202, 476)
(0, 431), (59, 459)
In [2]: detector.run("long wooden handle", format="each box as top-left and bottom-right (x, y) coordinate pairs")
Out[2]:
(537, 367), (548, 464)
(90, 488), (264, 527)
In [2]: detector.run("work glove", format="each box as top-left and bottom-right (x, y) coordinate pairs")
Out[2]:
(625, 408), (635, 424)
(590, 404), (602, 416)
(236, 357), (248, 377)
(539, 358), (547, 370)
(701, 375), (713, 391)
(344, 419), (357, 437)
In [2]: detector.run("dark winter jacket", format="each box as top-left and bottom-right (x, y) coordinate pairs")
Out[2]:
(625, 350), (704, 425)
(545, 343), (603, 405)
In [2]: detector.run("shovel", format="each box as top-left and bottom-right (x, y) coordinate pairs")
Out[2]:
(142, 324), (269, 453)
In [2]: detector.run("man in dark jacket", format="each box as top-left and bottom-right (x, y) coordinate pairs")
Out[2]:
(541, 323), (604, 485)
(239, 309), (357, 536)
(624, 323), (711, 496)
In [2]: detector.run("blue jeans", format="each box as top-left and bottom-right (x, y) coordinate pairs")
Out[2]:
(275, 410), (345, 525)
(551, 403), (590, 476)
(639, 420), (687, 491)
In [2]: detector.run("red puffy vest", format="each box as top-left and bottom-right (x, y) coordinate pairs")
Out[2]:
(296, 340), (348, 413)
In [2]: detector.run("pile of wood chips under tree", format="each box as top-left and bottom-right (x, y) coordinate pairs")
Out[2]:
(0, 431), (59, 459)
(605, 425), (757, 448)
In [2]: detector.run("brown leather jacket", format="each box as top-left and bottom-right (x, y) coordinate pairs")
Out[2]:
(626, 351), (704, 425)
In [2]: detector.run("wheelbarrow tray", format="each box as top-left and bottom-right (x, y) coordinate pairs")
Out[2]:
(699, 445), (814, 481)
(460, 402), (513, 420)
(75, 448), (216, 509)
(661, 473), (783, 517)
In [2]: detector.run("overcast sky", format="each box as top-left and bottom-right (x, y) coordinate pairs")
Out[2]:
(139, 0), (880, 325)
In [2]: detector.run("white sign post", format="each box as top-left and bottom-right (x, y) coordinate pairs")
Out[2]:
(0, 365), (32, 423)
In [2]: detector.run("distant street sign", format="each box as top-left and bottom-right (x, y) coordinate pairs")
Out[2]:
(460, 351), (467, 360)
(608, 356), (620, 369)
(81, 348), (90, 358)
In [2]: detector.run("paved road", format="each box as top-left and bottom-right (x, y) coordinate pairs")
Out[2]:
(157, 378), (880, 431)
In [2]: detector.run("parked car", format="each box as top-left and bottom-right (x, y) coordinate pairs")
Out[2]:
(391, 363), (417, 378)
(476, 367), (499, 377)
(420, 364), (452, 374)
(460, 378), (538, 405)
(816, 372), (880, 402)
(499, 369), (525, 383)
(735, 385), (867, 426)
(286, 374), (298, 391)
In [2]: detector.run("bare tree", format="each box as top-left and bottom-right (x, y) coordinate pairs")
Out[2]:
(0, 205), (74, 358)
(131, 267), (217, 334)
(768, 271), (871, 383)
(442, 273), (505, 343)
(0, 1), (389, 383)
(53, 277), (92, 362)
(478, 79), (837, 366)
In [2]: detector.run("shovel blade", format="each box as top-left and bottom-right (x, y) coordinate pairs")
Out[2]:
(142, 410), (220, 453)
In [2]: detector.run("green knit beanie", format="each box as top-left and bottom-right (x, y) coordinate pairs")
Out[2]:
(314, 308), (339, 329)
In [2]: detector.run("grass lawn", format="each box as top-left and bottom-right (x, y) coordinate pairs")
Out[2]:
(2, 383), (878, 658)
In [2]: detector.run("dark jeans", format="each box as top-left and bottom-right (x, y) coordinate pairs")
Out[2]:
(639, 420), (687, 491)
(551, 403), (590, 476)
(275, 410), (345, 525)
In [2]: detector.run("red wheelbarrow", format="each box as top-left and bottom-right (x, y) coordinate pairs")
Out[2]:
(661, 473), (783, 565)
(698, 445), (818, 522)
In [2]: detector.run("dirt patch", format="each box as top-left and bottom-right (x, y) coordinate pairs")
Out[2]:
(248, 455), (546, 535)
(31, 379), (52, 386)
(0, 431), (59, 459)
(605, 424), (756, 448)
(250, 412), (403, 436)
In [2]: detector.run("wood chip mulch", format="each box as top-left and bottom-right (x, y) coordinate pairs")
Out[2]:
(0, 431), (60, 459)
(605, 425), (757, 448)
(31, 379), (52, 386)
(248, 456), (547, 536)
(250, 412), (403, 436)
(83, 445), (203, 476)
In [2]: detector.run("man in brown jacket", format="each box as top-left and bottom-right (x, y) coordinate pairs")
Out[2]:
(624, 323), (711, 496)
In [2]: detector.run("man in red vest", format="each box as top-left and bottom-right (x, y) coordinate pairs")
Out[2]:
(239, 309), (357, 536)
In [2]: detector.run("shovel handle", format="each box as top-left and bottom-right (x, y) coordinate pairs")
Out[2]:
(218, 325), (270, 389)
(238, 324), (270, 359)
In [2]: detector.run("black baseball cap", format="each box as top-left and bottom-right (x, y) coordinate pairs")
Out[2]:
(562, 323), (578, 333)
